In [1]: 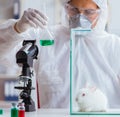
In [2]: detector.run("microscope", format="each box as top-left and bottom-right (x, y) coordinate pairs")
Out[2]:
(15, 40), (39, 112)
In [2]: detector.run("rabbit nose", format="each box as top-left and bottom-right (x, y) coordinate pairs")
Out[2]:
(76, 98), (78, 102)
(82, 93), (85, 96)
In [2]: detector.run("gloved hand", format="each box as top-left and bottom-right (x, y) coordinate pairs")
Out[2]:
(15, 8), (48, 33)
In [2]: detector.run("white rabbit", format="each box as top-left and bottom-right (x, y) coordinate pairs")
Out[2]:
(75, 86), (108, 112)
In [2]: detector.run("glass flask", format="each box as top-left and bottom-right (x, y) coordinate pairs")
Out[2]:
(39, 2), (54, 46)
(39, 27), (54, 46)
(70, 29), (120, 115)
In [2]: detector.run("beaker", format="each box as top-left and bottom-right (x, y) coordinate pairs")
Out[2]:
(39, 27), (54, 46)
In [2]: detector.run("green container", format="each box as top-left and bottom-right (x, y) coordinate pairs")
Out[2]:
(11, 103), (18, 117)
(0, 109), (3, 115)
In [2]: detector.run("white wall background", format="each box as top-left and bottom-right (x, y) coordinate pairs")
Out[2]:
(108, 0), (120, 36)
(0, 0), (13, 20)
(21, 0), (63, 25)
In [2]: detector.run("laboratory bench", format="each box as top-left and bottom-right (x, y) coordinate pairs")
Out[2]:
(1, 109), (120, 117)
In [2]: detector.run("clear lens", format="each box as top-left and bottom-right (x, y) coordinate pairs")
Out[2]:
(65, 3), (79, 15)
(65, 3), (100, 17)
(83, 9), (100, 17)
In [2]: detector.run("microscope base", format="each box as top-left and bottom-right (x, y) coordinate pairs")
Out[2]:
(24, 99), (36, 112)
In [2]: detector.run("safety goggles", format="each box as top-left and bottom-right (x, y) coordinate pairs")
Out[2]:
(65, 3), (101, 18)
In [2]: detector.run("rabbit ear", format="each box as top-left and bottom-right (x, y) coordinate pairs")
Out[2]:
(89, 86), (97, 92)
(84, 82), (97, 92)
(85, 82), (90, 88)
(85, 82), (92, 88)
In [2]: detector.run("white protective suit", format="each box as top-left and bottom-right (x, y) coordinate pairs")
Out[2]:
(0, 0), (120, 109)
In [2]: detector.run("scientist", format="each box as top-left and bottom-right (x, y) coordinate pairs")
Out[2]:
(0, 0), (120, 108)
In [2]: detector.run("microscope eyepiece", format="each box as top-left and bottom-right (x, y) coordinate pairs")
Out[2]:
(16, 40), (39, 67)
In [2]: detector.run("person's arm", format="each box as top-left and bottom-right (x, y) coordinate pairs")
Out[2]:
(0, 19), (24, 56)
(0, 8), (48, 56)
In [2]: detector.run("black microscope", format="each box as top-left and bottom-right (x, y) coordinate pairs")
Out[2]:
(15, 40), (39, 112)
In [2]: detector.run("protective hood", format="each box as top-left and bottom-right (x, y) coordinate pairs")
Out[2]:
(61, 0), (108, 32)
(93, 0), (108, 10)
(92, 0), (108, 31)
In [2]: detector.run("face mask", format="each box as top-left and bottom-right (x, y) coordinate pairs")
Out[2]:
(79, 15), (92, 29)
(69, 14), (97, 30)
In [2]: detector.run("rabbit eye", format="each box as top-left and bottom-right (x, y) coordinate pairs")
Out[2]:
(82, 93), (85, 96)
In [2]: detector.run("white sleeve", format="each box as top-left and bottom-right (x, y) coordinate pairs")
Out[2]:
(0, 19), (26, 56)
(0, 19), (38, 75)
